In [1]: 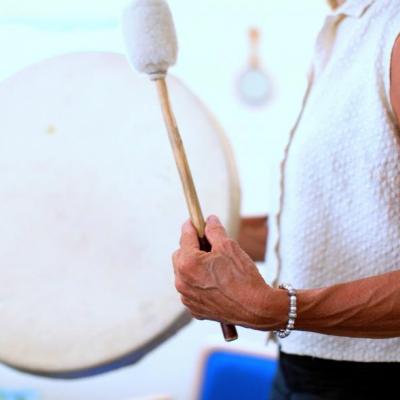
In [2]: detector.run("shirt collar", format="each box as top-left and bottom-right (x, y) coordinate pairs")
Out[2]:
(330, 0), (375, 18)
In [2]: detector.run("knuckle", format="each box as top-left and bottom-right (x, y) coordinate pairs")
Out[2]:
(172, 250), (180, 265)
(181, 296), (191, 308)
(175, 279), (186, 293)
(221, 237), (238, 250)
(222, 237), (234, 246)
(175, 253), (193, 274)
(191, 313), (204, 321)
(176, 279), (193, 298)
(206, 224), (221, 237)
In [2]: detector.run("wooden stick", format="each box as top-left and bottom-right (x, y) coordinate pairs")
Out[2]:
(155, 78), (238, 342)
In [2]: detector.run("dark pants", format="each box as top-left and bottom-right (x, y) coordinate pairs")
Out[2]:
(270, 351), (400, 400)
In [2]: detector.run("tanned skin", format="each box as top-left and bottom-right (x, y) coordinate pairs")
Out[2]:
(173, 27), (400, 338)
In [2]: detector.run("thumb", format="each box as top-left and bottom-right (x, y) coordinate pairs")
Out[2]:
(205, 215), (229, 248)
(180, 220), (200, 251)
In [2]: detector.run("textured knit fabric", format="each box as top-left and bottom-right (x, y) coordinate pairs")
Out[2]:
(267, 0), (400, 362)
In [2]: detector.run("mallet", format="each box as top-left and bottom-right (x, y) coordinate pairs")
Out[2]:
(122, 0), (238, 342)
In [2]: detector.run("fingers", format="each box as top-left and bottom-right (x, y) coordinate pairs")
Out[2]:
(179, 216), (229, 252)
(180, 220), (200, 251)
(174, 221), (200, 279)
(205, 215), (229, 249)
(180, 295), (206, 320)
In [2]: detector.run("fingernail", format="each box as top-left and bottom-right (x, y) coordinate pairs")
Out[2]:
(207, 215), (220, 223)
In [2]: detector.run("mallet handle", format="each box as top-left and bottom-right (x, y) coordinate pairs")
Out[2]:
(155, 78), (238, 342)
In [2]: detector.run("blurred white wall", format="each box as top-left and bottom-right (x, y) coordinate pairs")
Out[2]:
(0, 1), (327, 399)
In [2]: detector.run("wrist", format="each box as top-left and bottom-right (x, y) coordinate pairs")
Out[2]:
(253, 286), (289, 331)
(258, 285), (325, 334)
(294, 287), (326, 332)
(274, 284), (298, 338)
(273, 288), (293, 330)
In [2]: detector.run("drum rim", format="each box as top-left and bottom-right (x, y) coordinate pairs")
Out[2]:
(0, 51), (241, 377)
(3, 311), (191, 379)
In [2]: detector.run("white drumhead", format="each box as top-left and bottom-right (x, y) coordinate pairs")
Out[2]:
(0, 52), (240, 374)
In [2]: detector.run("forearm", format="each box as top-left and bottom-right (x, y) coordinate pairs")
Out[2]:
(289, 270), (400, 339)
(175, 217), (400, 339)
(237, 216), (268, 262)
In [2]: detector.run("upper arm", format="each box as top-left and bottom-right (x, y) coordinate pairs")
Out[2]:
(389, 35), (400, 124)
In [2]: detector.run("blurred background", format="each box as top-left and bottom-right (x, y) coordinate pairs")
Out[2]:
(0, 0), (327, 399)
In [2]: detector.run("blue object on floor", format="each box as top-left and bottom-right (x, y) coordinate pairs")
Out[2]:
(198, 349), (278, 400)
(0, 390), (40, 400)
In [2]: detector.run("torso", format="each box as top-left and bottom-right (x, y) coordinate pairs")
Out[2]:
(267, 0), (400, 362)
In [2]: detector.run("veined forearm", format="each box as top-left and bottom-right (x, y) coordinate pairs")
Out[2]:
(294, 270), (400, 338)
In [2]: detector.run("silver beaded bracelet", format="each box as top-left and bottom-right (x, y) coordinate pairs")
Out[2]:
(274, 283), (297, 339)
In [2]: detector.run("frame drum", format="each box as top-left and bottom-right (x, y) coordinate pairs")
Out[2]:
(0, 52), (240, 378)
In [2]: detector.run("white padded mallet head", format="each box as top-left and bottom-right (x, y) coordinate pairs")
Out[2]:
(122, 0), (178, 80)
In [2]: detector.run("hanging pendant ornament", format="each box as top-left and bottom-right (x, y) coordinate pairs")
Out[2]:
(237, 28), (274, 107)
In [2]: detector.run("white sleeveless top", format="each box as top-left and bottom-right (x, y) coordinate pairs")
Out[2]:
(267, 0), (400, 362)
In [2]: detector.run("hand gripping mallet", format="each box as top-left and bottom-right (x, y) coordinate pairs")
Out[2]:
(122, 0), (238, 342)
